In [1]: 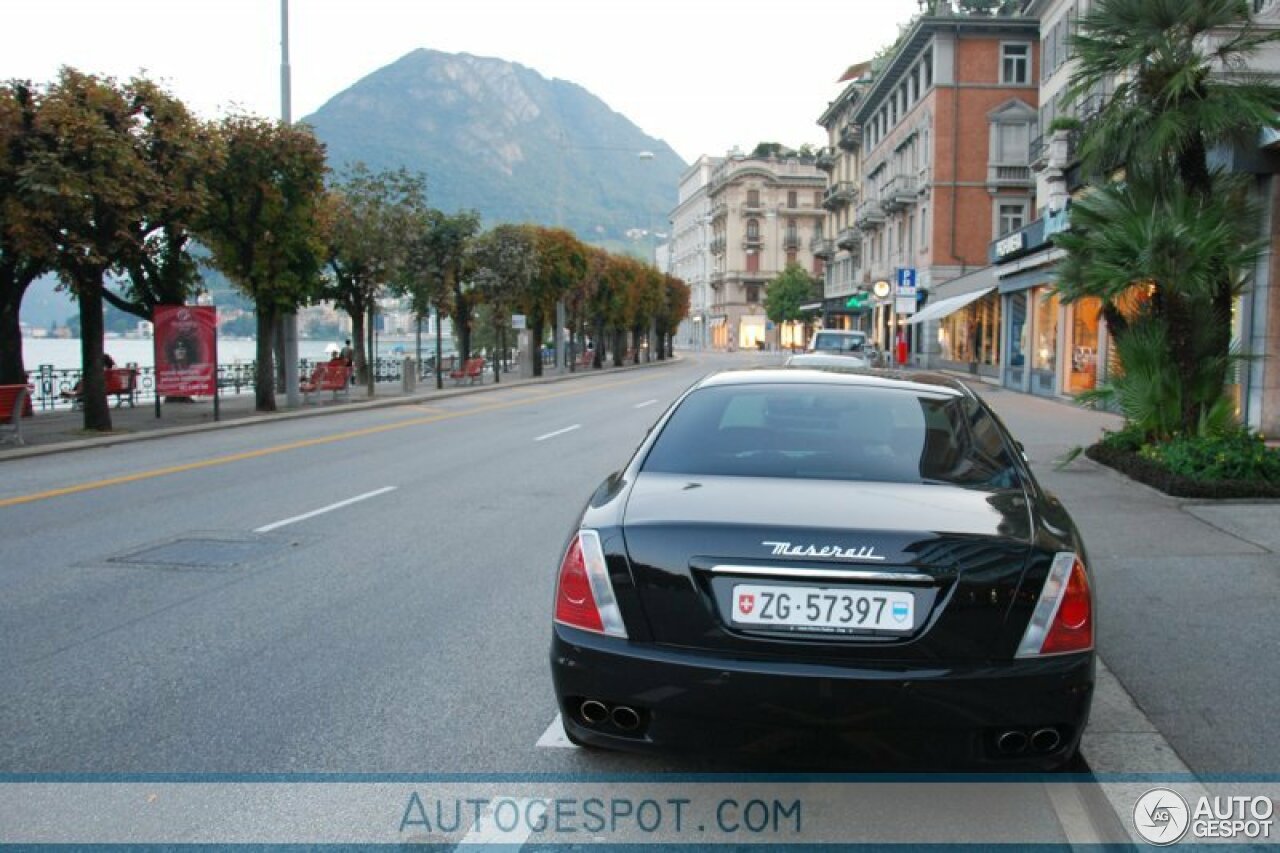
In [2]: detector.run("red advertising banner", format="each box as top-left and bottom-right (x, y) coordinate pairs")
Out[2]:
(154, 305), (218, 396)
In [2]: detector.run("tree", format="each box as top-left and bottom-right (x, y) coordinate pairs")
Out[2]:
(103, 77), (215, 326)
(397, 209), (480, 388)
(28, 69), (164, 432)
(764, 263), (820, 344)
(323, 164), (426, 393)
(1059, 0), (1280, 434)
(0, 80), (52, 386)
(527, 227), (587, 376)
(197, 115), (328, 412)
(468, 224), (539, 383)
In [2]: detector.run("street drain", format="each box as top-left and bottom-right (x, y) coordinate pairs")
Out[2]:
(107, 535), (289, 570)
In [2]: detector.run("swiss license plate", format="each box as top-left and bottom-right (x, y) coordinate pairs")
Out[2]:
(731, 583), (915, 633)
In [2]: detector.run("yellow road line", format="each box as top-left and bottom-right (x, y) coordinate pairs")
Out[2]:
(0, 375), (654, 509)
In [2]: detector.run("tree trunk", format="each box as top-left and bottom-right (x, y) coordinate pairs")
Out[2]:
(593, 317), (606, 368)
(0, 268), (32, 385)
(612, 329), (625, 367)
(349, 303), (367, 386)
(77, 275), (112, 432)
(453, 285), (472, 361)
(434, 303), (444, 390)
(366, 300), (376, 398)
(255, 304), (277, 412)
(530, 315), (545, 377)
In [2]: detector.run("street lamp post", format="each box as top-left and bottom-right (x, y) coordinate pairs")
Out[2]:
(279, 0), (300, 407)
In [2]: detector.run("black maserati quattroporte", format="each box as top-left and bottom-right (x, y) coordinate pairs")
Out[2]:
(550, 369), (1094, 769)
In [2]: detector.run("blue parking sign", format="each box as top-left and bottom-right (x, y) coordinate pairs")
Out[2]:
(896, 268), (917, 295)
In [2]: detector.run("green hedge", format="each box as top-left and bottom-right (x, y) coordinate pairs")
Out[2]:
(1086, 431), (1280, 499)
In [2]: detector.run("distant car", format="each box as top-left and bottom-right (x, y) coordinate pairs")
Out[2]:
(808, 329), (868, 355)
(785, 351), (870, 370)
(550, 368), (1094, 768)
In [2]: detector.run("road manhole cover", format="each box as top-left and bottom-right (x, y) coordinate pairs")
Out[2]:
(108, 535), (289, 570)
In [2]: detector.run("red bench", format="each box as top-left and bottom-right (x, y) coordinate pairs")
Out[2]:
(1, 384), (31, 446)
(60, 367), (138, 408)
(577, 349), (595, 368)
(300, 363), (351, 402)
(449, 357), (485, 386)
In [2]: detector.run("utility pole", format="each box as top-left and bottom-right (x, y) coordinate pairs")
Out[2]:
(279, 0), (301, 407)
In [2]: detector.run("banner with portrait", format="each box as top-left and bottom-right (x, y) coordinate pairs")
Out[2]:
(154, 305), (217, 396)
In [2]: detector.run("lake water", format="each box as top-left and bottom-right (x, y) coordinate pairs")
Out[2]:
(21, 337), (435, 372)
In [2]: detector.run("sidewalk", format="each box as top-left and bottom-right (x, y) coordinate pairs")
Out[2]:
(974, 384), (1280, 776)
(1, 358), (675, 461)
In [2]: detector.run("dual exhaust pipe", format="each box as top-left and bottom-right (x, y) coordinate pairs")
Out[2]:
(579, 699), (642, 732)
(995, 727), (1062, 755)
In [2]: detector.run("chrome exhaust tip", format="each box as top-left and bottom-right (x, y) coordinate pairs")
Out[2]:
(996, 730), (1028, 754)
(610, 705), (641, 731)
(579, 700), (609, 725)
(1031, 727), (1062, 753)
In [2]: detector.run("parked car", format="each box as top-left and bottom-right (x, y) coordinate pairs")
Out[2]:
(550, 367), (1094, 768)
(785, 351), (870, 370)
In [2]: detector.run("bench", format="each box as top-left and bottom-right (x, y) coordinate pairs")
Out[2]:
(449, 357), (485, 386)
(300, 363), (351, 402)
(577, 349), (596, 368)
(1, 384), (31, 446)
(60, 367), (138, 408)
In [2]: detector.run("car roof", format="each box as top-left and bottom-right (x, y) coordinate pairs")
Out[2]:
(693, 367), (973, 399)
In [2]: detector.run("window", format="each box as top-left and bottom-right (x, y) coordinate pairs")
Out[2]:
(787, 190), (797, 208)
(745, 284), (761, 303)
(995, 122), (1031, 163)
(920, 204), (929, 250)
(746, 219), (760, 239)
(786, 250), (797, 266)
(813, 190), (822, 207)
(747, 189), (760, 207)
(746, 251), (760, 273)
(1002, 43), (1029, 85)
(923, 50), (933, 88)
(998, 201), (1027, 236)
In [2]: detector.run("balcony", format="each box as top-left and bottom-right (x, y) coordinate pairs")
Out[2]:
(810, 236), (835, 258)
(1029, 133), (1048, 171)
(880, 174), (918, 211)
(743, 233), (763, 249)
(855, 198), (885, 230)
(709, 271), (726, 288)
(742, 199), (766, 214)
(783, 232), (802, 250)
(837, 123), (862, 152)
(710, 201), (728, 221)
(836, 227), (859, 252)
(987, 163), (1033, 189)
(815, 147), (837, 172)
(710, 235), (726, 255)
(822, 181), (856, 210)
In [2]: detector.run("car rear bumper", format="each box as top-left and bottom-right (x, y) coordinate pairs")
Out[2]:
(551, 625), (1093, 769)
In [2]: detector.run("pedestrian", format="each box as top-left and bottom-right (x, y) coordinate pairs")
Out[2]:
(339, 339), (354, 384)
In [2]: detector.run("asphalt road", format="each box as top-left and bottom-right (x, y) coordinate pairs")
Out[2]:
(0, 352), (1131, 844)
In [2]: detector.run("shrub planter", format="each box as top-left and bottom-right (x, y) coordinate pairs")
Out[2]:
(1086, 442), (1280, 499)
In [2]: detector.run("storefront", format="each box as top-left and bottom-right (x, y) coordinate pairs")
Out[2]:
(911, 284), (1002, 379)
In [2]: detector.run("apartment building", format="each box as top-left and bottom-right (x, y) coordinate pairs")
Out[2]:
(706, 152), (826, 350)
(815, 76), (868, 331)
(851, 12), (1039, 366)
(668, 156), (721, 350)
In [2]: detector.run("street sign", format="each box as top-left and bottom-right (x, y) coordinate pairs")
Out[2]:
(895, 296), (917, 315)
(896, 268), (918, 297)
(511, 314), (527, 330)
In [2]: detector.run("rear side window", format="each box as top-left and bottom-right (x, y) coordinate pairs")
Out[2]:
(641, 384), (1019, 489)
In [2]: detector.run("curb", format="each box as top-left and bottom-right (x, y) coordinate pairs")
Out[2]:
(0, 355), (681, 463)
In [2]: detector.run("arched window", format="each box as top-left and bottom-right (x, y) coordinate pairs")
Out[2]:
(746, 219), (760, 239)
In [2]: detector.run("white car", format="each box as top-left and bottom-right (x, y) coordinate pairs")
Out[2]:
(808, 330), (869, 355)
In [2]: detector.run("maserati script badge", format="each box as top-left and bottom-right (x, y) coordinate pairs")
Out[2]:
(761, 541), (886, 561)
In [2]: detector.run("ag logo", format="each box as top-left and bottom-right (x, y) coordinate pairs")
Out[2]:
(1134, 788), (1189, 845)
(737, 594), (755, 615)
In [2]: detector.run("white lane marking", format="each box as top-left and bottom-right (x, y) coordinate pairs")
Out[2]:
(254, 486), (398, 533)
(454, 797), (541, 848)
(536, 713), (580, 749)
(534, 424), (581, 442)
(634, 399), (658, 409)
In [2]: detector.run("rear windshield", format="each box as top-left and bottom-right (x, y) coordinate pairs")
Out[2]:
(641, 383), (1020, 489)
(811, 332), (866, 353)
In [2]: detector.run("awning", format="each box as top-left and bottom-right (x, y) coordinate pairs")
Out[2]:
(906, 287), (995, 325)
(709, 316), (726, 328)
(798, 302), (823, 313)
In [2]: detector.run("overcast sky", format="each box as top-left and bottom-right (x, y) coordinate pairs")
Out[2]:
(1, 0), (920, 164)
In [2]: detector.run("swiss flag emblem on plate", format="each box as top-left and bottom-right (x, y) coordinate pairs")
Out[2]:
(738, 593), (755, 615)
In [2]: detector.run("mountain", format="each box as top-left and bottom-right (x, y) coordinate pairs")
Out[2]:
(303, 49), (686, 245)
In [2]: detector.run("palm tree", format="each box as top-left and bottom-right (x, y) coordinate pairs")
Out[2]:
(1060, 0), (1280, 434)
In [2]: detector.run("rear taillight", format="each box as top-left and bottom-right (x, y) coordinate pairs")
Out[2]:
(1016, 553), (1093, 658)
(554, 530), (627, 638)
